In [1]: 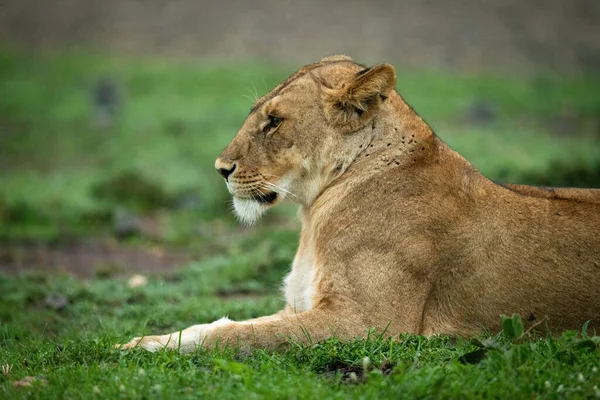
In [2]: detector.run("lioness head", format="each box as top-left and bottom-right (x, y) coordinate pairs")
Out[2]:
(215, 55), (397, 224)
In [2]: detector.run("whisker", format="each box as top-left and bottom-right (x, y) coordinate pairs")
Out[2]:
(245, 86), (258, 101)
(241, 93), (255, 103)
(251, 82), (259, 100)
(260, 181), (300, 202)
(261, 173), (302, 186)
(262, 78), (268, 96)
(258, 182), (293, 201)
(269, 185), (299, 200)
(259, 174), (307, 203)
(261, 180), (292, 194)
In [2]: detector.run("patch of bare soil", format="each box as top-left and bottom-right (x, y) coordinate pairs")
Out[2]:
(0, 238), (191, 278)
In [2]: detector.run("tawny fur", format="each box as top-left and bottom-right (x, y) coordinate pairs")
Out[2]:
(119, 56), (600, 352)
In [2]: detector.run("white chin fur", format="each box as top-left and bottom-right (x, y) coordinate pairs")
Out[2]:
(232, 197), (266, 226)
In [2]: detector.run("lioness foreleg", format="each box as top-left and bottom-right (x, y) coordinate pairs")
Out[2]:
(118, 304), (364, 352)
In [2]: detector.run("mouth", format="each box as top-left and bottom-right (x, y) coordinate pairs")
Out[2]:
(252, 191), (278, 204)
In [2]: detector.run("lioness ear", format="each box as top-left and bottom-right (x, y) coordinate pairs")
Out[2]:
(323, 64), (396, 131)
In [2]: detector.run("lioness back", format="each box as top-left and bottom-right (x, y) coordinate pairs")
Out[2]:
(499, 183), (600, 204)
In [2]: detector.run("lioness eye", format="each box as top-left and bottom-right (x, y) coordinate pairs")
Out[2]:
(264, 115), (283, 132)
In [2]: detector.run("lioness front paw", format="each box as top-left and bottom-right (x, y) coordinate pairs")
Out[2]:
(116, 334), (178, 352)
(116, 318), (235, 353)
(116, 323), (214, 353)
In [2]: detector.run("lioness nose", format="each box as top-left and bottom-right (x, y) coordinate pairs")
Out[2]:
(215, 159), (237, 181)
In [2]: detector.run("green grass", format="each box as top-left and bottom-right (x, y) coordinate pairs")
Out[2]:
(1, 47), (599, 398)
(1, 256), (599, 399)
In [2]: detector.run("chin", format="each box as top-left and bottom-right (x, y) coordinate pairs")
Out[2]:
(232, 197), (270, 226)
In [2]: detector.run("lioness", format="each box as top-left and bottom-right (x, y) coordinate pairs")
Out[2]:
(120, 56), (600, 352)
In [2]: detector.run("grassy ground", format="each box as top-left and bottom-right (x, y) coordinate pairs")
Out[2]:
(1, 47), (599, 398)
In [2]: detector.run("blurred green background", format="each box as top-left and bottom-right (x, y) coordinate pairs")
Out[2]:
(1, 46), (599, 277)
(1, 0), (600, 277)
